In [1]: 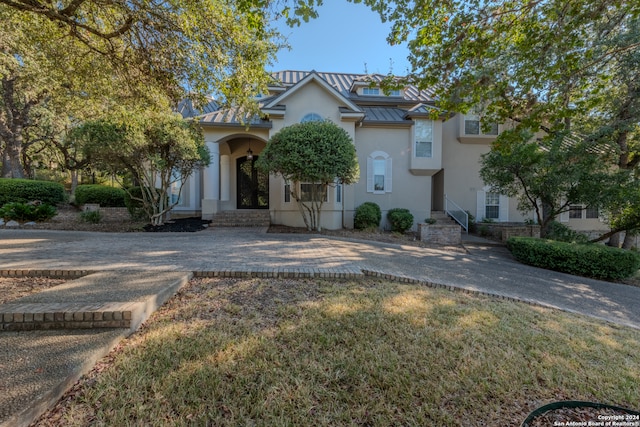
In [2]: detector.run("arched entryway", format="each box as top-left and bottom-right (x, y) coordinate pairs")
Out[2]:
(236, 155), (269, 209)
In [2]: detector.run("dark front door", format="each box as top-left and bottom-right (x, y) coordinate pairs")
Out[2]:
(237, 156), (269, 209)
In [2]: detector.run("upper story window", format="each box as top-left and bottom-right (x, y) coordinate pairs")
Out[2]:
(388, 89), (401, 96)
(415, 120), (433, 158)
(464, 108), (498, 136)
(301, 113), (323, 123)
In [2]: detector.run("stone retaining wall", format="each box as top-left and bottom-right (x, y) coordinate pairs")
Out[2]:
(418, 223), (461, 245)
(476, 223), (541, 242)
(82, 204), (130, 222)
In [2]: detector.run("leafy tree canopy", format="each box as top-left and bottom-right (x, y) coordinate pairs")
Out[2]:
(0, 0), (324, 107)
(78, 110), (209, 225)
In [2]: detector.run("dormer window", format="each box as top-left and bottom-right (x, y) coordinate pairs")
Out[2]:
(362, 87), (380, 96)
(361, 87), (402, 97)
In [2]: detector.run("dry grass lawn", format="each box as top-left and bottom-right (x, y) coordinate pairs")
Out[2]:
(35, 278), (640, 426)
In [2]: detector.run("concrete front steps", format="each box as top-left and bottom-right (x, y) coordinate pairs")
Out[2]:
(0, 271), (191, 333)
(210, 210), (271, 227)
(430, 211), (463, 227)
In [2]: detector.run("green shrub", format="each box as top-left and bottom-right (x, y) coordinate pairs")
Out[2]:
(75, 185), (126, 207)
(354, 202), (382, 229)
(545, 221), (589, 243)
(507, 237), (640, 280)
(0, 178), (65, 205)
(80, 210), (103, 223)
(0, 202), (57, 222)
(387, 208), (414, 233)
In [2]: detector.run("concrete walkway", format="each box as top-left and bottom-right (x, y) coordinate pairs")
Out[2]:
(1, 227), (639, 426)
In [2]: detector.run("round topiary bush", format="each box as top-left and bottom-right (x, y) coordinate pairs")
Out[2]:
(387, 208), (414, 233)
(0, 178), (66, 206)
(74, 184), (127, 207)
(354, 202), (382, 229)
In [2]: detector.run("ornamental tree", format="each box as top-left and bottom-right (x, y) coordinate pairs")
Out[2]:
(77, 111), (209, 226)
(479, 128), (618, 237)
(360, 0), (640, 244)
(257, 121), (359, 231)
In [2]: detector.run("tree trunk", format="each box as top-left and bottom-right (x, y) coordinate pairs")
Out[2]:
(622, 231), (637, 250)
(607, 232), (621, 248)
(70, 170), (79, 200)
(2, 136), (25, 178)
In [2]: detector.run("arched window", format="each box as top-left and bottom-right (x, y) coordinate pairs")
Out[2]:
(301, 113), (323, 123)
(367, 151), (392, 193)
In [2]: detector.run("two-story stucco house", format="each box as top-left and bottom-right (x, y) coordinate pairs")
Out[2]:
(172, 70), (606, 233)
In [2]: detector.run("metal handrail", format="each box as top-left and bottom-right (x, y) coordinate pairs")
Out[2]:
(445, 194), (469, 233)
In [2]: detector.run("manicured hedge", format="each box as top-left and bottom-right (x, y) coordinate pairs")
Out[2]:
(75, 185), (127, 207)
(507, 237), (640, 280)
(0, 178), (66, 206)
(354, 202), (381, 229)
(387, 208), (414, 233)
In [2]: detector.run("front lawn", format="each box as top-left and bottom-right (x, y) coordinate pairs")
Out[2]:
(38, 278), (640, 426)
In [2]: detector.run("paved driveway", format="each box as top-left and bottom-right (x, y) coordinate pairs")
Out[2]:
(1, 228), (639, 330)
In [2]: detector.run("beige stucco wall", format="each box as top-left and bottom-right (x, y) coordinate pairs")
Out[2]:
(354, 125), (431, 231)
(441, 117), (527, 223)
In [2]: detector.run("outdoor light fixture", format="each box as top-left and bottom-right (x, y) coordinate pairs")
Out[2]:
(246, 147), (253, 160)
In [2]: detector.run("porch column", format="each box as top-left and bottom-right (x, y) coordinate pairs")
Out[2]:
(201, 141), (220, 219)
(220, 154), (230, 201)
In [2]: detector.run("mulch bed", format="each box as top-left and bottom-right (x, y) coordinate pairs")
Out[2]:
(143, 217), (211, 233)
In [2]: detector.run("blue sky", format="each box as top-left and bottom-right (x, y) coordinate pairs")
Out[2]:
(270, 2), (411, 75)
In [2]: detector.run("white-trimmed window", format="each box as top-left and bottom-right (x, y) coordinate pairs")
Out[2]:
(388, 89), (401, 96)
(464, 108), (498, 136)
(585, 206), (599, 219)
(367, 151), (392, 194)
(569, 205), (583, 219)
(301, 113), (323, 123)
(568, 205), (600, 219)
(362, 87), (380, 96)
(477, 187), (508, 222)
(485, 192), (500, 219)
(415, 120), (433, 158)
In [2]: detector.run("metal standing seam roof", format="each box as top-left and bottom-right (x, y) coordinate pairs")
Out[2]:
(271, 70), (436, 102)
(361, 106), (412, 124)
(197, 70), (438, 126)
(177, 98), (219, 118)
